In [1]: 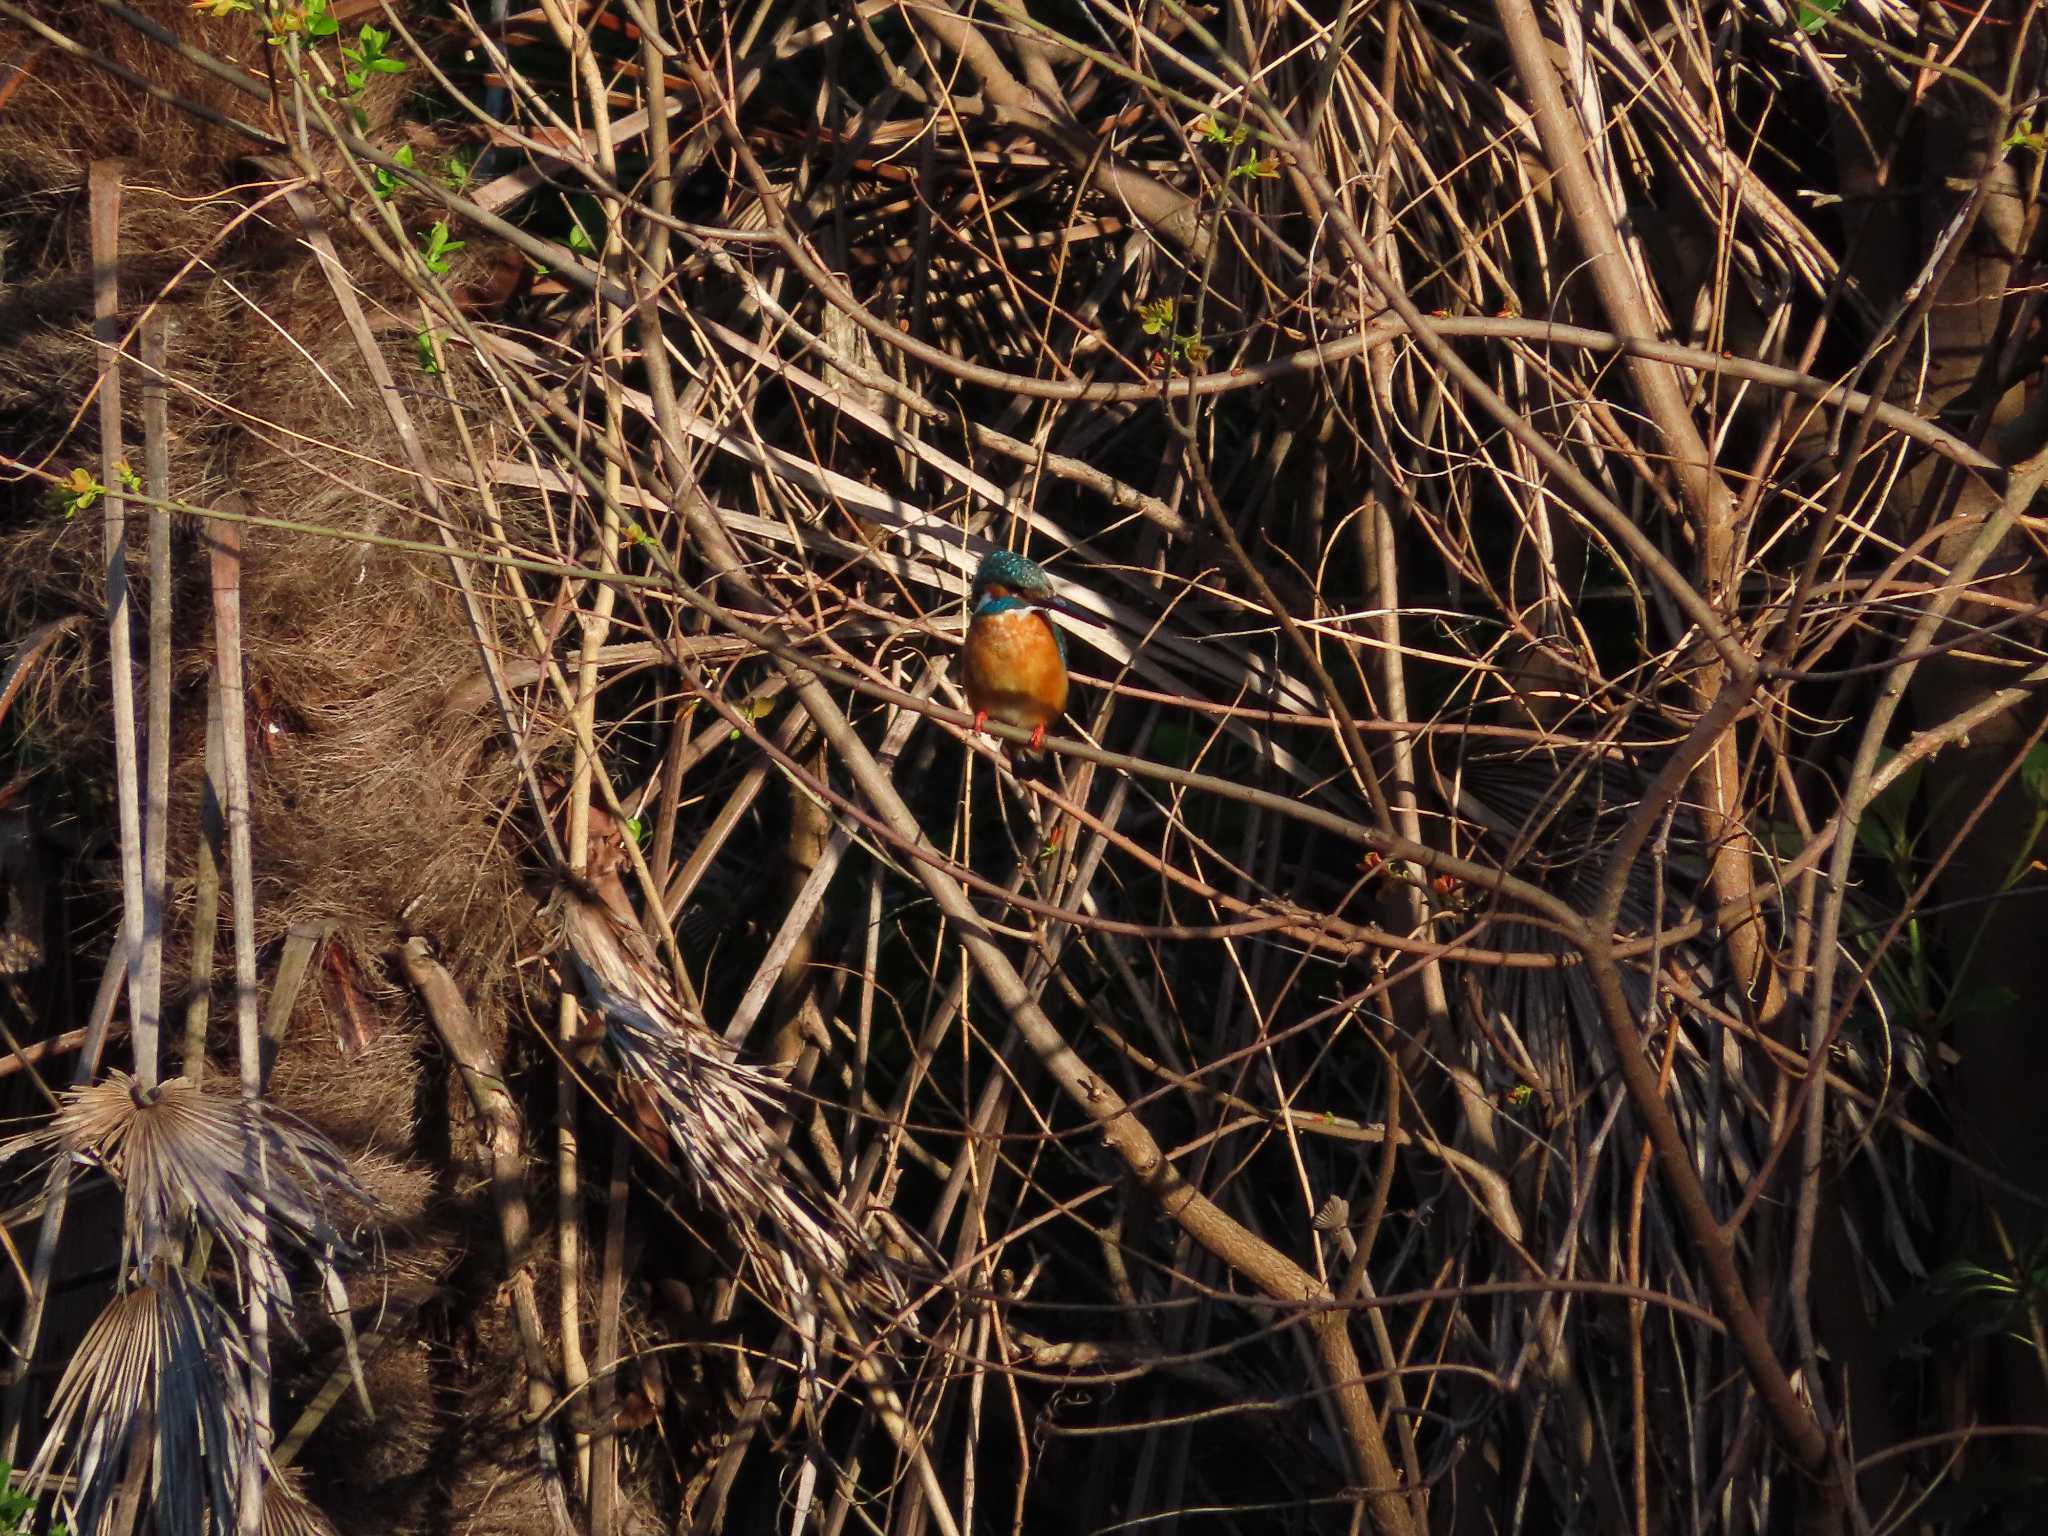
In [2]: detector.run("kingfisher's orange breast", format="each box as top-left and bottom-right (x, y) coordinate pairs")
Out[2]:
(964, 607), (1068, 731)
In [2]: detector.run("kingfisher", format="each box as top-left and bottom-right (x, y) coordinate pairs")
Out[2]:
(962, 548), (1076, 755)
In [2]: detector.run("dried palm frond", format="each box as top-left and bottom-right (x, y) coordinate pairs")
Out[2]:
(26, 1262), (252, 1536)
(259, 1461), (339, 1536)
(555, 883), (897, 1328)
(0, 1074), (375, 1400)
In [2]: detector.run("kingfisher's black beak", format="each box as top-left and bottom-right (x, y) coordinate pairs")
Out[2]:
(1041, 591), (1101, 624)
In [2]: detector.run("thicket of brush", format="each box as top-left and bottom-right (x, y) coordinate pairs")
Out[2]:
(0, 0), (2044, 1533)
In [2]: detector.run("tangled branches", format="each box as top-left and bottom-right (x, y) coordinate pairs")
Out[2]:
(1, 0), (2045, 1532)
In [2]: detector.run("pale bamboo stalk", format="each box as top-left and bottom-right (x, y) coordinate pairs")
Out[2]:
(88, 161), (150, 1089)
(0, 158), (142, 1454)
(181, 692), (223, 1084)
(208, 495), (273, 1535)
(138, 309), (173, 1092)
(551, 473), (616, 1510)
(587, 1132), (630, 1536)
(523, 2), (630, 1487)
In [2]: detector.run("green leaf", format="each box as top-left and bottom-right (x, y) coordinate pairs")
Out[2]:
(418, 219), (464, 274)
(1946, 984), (2019, 1024)
(1858, 749), (1921, 865)
(0, 1462), (33, 1527)
(373, 141), (415, 200)
(1756, 819), (1804, 857)
(2021, 742), (2048, 805)
(47, 467), (102, 518)
(1796, 0), (1843, 34)
(1147, 722), (1198, 764)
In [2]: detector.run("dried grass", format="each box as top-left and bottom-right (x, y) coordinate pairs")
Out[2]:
(0, 5), (542, 1527)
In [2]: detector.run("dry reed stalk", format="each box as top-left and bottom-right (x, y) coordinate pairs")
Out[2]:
(138, 309), (173, 1090)
(89, 161), (150, 1088)
(208, 498), (273, 1533)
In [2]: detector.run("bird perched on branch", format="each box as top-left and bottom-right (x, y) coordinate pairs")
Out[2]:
(962, 548), (1079, 758)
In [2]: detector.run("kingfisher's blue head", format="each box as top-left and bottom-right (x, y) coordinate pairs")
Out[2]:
(972, 548), (1058, 608)
(969, 550), (1072, 663)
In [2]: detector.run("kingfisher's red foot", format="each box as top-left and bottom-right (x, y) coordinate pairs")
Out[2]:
(1027, 722), (1047, 752)
(971, 709), (989, 735)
